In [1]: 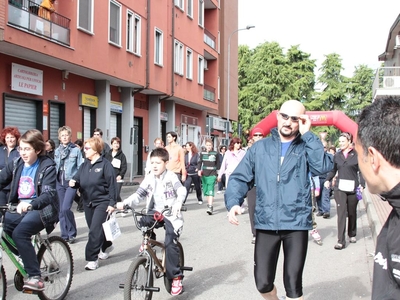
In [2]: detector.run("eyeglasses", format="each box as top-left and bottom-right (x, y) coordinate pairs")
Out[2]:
(279, 113), (300, 123)
(253, 134), (263, 137)
(17, 147), (34, 152)
(84, 147), (92, 151)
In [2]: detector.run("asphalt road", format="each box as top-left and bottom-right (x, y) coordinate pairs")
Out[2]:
(3, 185), (375, 299)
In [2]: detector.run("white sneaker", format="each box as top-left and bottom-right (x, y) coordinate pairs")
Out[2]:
(85, 260), (99, 270)
(217, 191), (222, 194)
(98, 245), (114, 260)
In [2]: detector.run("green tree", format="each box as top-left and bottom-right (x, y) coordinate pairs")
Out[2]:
(345, 64), (374, 119)
(237, 42), (316, 134)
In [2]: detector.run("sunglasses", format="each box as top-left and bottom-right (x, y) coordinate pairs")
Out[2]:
(279, 113), (300, 123)
(235, 142), (242, 144)
(253, 134), (263, 137)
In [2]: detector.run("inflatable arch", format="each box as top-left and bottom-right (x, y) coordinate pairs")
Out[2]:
(251, 110), (358, 141)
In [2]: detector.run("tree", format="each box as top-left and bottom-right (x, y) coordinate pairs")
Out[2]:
(345, 64), (374, 119)
(237, 42), (316, 134)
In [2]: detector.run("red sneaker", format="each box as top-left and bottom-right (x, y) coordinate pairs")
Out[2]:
(171, 276), (183, 296)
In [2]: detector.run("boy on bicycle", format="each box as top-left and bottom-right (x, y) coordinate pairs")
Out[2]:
(117, 148), (187, 296)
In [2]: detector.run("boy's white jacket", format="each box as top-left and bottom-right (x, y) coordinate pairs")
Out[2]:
(123, 170), (187, 233)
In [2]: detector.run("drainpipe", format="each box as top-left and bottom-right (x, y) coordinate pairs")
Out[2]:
(159, 0), (175, 102)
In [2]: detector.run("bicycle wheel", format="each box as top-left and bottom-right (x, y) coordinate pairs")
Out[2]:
(0, 265), (6, 300)
(124, 257), (153, 300)
(36, 236), (74, 300)
(164, 242), (184, 294)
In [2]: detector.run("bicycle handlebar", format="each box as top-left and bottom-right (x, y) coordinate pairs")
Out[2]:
(125, 205), (187, 232)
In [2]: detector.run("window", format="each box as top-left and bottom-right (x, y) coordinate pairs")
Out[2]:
(187, 0), (193, 17)
(186, 48), (193, 79)
(109, 0), (121, 46)
(78, 0), (93, 33)
(175, 0), (184, 10)
(174, 40), (184, 75)
(127, 11), (141, 55)
(155, 28), (163, 65)
(198, 55), (204, 84)
(198, 0), (204, 27)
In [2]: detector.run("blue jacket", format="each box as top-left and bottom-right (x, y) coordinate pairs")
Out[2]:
(225, 128), (334, 231)
(54, 143), (83, 181)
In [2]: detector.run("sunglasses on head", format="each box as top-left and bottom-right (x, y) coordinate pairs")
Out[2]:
(279, 113), (300, 123)
(340, 132), (352, 140)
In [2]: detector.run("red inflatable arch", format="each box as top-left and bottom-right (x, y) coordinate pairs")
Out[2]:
(251, 110), (358, 141)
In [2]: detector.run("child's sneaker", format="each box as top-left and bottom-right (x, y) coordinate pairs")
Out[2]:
(206, 205), (213, 215)
(170, 276), (183, 296)
(310, 229), (322, 245)
(23, 276), (45, 291)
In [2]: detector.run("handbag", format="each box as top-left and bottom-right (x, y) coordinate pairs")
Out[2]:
(102, 212), (121, 241)
(356, 186), (363, 201)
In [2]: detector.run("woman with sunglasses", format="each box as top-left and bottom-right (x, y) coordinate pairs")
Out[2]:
(325, 132), (365, 250)
(69, 137), (117, 270)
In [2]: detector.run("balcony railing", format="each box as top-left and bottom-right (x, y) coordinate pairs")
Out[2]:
(204, 28), (216, 50)
(204, 84), (215, 102)
(8, 0), (70, 45)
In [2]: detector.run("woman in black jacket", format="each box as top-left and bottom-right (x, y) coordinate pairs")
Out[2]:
(104, 137), (127, 203)
(183, 142), (202, 204)
(0, 129), (58, 291)
(325, 132), (365, 250)
(69, 137), (117, 270)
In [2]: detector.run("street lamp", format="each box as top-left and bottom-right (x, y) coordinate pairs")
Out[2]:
(226, 25), (255, 141)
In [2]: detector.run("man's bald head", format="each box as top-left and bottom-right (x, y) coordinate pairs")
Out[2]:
(279, 100), (306, 116)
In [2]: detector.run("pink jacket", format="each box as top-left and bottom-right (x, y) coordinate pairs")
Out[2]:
(218, 149), (246, 179)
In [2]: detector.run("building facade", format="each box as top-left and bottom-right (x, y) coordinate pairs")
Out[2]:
(0, 0), (238, 176)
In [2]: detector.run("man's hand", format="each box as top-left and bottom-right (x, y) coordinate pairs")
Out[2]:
(298, 114), (311, 135)
(227, 205), (242, 225)
(324, 181), (330, 189)
(17, 202), (32, 214)
(69, 179), (76, 187)
(181, 174), (187, 182)
(116, 202), (125, 210)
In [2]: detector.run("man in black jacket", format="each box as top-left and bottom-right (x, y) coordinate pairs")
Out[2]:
(355, 96), (400, 299)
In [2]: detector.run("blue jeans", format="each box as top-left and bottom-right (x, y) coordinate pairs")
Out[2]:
(57, 180), (77, 240)
(316, 184), (331, 214)
(4, 210), (44, 277)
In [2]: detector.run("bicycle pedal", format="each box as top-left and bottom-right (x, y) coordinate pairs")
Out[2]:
(181, 266), (193, 271)
(22, 289), (38, 295)
(145, 286), (160, 292)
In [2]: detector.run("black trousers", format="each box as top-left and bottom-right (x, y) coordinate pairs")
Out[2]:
(84, 201), (113, 261)
(183, 174), (202, 203)
(334, 189), (358, 245)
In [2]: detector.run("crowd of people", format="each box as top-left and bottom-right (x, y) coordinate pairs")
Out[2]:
(0, 97), (398, 298)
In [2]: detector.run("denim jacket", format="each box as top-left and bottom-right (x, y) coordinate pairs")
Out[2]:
(54, 143), (83, 181)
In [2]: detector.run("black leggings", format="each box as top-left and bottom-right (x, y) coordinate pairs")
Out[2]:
(254, 230), (308, 298)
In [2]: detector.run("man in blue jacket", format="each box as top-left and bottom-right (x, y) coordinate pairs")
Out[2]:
(225, 100), (333, 300)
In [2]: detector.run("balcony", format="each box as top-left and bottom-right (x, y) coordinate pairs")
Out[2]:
(8, 0), (70, 46)
(204, 28), (216, 50)
(204, 84), (215, 102)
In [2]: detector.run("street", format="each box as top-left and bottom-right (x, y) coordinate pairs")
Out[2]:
(3, 185), (375, 299)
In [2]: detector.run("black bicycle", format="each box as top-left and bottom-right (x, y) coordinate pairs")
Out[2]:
(119, 206), (192, 300)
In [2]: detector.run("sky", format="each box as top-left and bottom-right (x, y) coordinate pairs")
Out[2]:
(238, 1), (400, 77)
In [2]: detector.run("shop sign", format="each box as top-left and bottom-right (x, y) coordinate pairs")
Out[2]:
(110, 101), (123, 113)
(79, 93), (99, 108)
(11, 63), (43, 96)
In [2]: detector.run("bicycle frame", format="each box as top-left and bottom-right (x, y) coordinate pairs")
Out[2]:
(0, 224), (28, 277)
